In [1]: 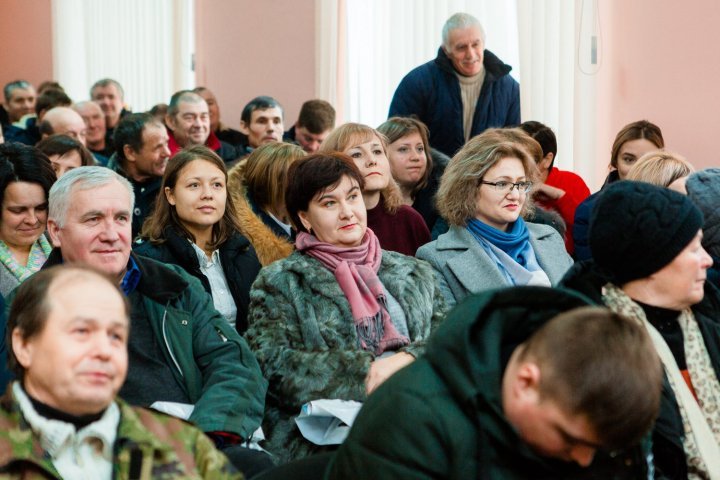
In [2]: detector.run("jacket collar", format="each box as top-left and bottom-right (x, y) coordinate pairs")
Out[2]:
(0, 383), (60, 476)
(434, 47), (513, 80)
(44, 249), (189, 303)
(424, 287), (593, 471)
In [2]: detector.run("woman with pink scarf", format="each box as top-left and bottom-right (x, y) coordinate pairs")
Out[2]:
(245, 152), (446, 464)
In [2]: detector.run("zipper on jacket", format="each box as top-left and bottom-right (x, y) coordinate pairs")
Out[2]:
(161, 307), (184, 377)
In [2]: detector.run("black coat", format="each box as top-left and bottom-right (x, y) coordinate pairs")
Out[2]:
(134, 227), (262, 333)
(561, 261), (720, 479)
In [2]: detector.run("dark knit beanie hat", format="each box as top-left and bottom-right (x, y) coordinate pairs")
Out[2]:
(686, 168), (720, 259)
(590, 181), (703, 284)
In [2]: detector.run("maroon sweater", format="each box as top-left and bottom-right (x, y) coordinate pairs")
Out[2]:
(367, 201), (430, 256)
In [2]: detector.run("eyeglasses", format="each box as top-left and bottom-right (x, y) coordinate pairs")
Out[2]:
(480, 180), (533, 193)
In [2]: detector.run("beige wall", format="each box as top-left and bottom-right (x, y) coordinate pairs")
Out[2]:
(194, 0), (316, 132)
(593, 0), (720, 187)
(0, 0), (53, 96)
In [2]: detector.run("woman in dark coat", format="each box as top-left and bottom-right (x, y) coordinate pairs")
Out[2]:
(134, 145), (261, 333)
(573, 120), (664, 260)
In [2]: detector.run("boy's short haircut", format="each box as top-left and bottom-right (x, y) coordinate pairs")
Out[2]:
(519, 306), (662, 450)
(519, 120), (557, 169)
(297, 99), (336, 134)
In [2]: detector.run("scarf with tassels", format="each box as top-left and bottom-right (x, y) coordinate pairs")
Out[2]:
(295, 229), (409, 355)
(603, 284), (720, 479)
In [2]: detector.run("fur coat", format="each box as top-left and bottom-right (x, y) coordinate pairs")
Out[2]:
(245, 250), (447, 464)
(228, 160), (293, 266)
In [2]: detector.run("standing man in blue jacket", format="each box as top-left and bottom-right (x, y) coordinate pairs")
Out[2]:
(389, 13), (520, 157)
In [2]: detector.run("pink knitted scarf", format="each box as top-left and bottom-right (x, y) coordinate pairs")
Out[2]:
(296, 229), (409, 355)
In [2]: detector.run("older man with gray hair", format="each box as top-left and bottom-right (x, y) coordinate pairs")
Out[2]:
(165, 90), (240, 165)
(389, 12), (520, 157)
(37, 166), (273, 476)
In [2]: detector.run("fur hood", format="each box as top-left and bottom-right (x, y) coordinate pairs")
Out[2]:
(227, 160), (293, 266)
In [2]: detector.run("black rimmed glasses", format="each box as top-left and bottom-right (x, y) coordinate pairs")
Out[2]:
(480, 180), (533, 193)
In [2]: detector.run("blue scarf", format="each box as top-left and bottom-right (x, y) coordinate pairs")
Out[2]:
(466, 218), (532, 267)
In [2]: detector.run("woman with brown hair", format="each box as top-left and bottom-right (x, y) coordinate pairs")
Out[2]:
(320, 123), (430, 255)
(134, 145), (261, 333)
(227, 142), (302, 265)
(416, 129), (572, 309)
(573, 120), (664, 260)
(36, 134), (96, 178)
(246, 152), (446, 463)
(377, 116), (443, 232)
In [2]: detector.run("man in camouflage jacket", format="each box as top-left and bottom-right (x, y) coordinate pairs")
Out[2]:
(0, 265), (244, 479)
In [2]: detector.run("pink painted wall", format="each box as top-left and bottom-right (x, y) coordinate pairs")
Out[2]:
(194, 0), (316, 131)
(593, 0), (720, 187)
(0, 0), (53, 94)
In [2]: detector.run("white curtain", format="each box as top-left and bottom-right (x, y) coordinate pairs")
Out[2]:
(318, 0), (519, 128)
(51, 0), (194, 112)
(515, 0), (600, 182)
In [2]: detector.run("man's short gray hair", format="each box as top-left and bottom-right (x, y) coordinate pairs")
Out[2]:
(4, 80), (33, 103)
(90, 78), (125, 101)
(49, 166), (135, 228)
(442, 13), (485, 50)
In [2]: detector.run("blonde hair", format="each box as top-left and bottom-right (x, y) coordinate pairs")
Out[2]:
(319, 122), (402, 214)
(626, 151), (694, 187)
(437, 129), (538, 226)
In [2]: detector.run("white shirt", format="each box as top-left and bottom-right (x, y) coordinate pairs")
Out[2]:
(190, 241), (238, 329)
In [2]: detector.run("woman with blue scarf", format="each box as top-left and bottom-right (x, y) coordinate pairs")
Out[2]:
(417, 129), (572, 308)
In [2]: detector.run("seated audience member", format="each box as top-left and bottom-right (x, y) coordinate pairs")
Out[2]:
(0, 143), (55, 298)
(284, 99), (336, 154)
(320, 123), (430, 255)
(417, 130), (572, 309)
(377, 116), (444, 233)
(228, 142), (305, 243)
(520, 120), (590, 255)
(238, 96), (284, 155)
(194, 86), (246, 147)
(36, 134), (96, 177)
(108, 112), (171, 237)
(134, 146), (262, 334)
(37, 80), (64, 95)
(2, 80), (36, 128)
(487, 127), (568, 239)
(149, 102), (168, 122)
(626, 150), (694, 193)
(574, 120), (664, 260)
(5, 87), (72, 146)
(165, 90), (239, 165)
(37, 166), (271, 476)
(38, 107), (87, 146)
(686, 168), (720, 290)
(245, 153), (446, 463)
(1, 265), (244, 478)
(562, 181), (720, 479)
(328, 288), (663, 479)
(90, 78), (130, 147)
(73, 100), (113, 163)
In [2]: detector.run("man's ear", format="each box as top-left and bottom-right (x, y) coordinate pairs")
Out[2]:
(46, 218), (62, 248)
(165, 114), (176, 133)
(513, 360), (542, 403)
(123, 144), (137, 163)
(12, 328), (33, 370)
(239, 120), (249, 135)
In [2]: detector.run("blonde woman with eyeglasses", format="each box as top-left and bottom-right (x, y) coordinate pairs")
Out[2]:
(416, 129), (572, 308)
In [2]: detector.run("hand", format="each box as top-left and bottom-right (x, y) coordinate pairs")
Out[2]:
(365, 352), (415, 395)
(534, 183), (566, 201)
